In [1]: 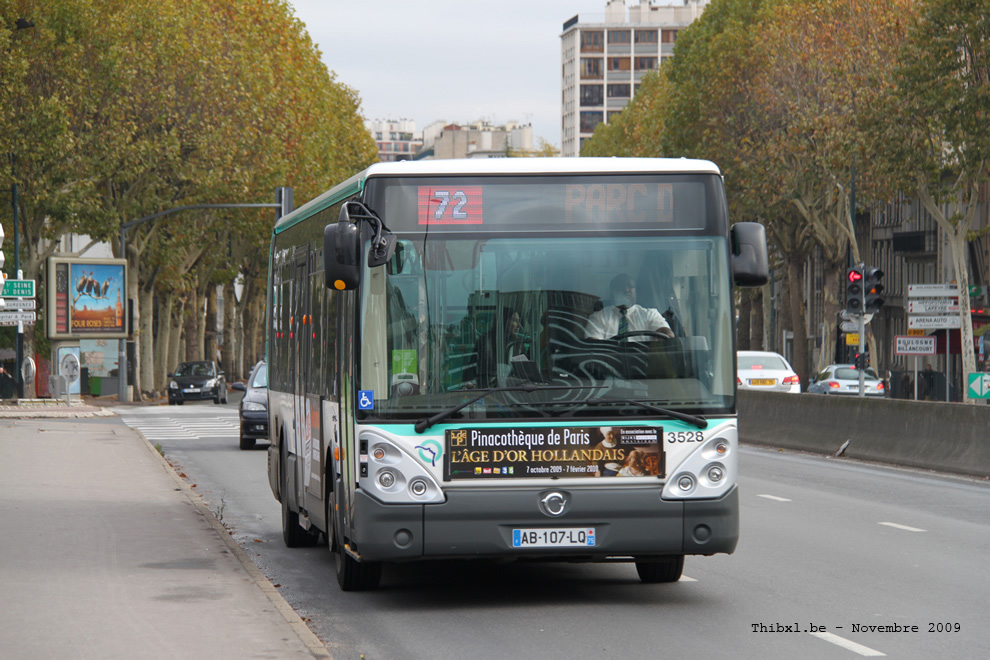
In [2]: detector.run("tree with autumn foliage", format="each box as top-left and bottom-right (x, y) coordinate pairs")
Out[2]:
(0, 0), (376, 397)
(863, 0), (990, 402)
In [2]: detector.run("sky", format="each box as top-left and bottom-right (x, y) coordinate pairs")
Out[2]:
(286, 0), (614, 148)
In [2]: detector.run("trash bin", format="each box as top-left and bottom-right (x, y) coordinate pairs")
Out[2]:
(90, 376), (102, 397)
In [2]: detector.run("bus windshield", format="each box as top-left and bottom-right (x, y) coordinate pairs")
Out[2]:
(357, 234), (733, 422)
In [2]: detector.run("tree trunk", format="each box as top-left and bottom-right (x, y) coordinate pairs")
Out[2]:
(168, 295), (186, 374)
(222, 282), (237, 380)
(184, 289), (200, 360)
(138, 284), (155, 397)
(752, 288), (765, 351)
(786, 254), (810, 386)
(205, 285), (218, 366)
(736, 292), (752, 351)
(155, 291), (174, 390)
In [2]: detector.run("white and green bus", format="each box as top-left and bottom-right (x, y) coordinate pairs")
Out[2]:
(266, 158), (768, 590)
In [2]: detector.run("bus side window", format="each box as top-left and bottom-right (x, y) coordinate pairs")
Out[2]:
(324, 287), (337, 399)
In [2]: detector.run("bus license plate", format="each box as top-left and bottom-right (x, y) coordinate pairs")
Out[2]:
(749, 378), (775, 386)
(512, 528), (596, 548)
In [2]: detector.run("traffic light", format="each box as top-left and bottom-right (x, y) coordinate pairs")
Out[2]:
(863, 266), (885, 313)
(854, 352), (868, 370)
(845, 267), (863, 314)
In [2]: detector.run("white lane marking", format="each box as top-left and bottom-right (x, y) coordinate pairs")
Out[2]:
(810, 632), (886, 656)
(679, 575), (697, 582)
(757, 494), (792, 502)
(878, 522), (926, 532)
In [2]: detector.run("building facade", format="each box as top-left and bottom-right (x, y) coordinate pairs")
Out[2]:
(560, 0), (710, 157)
(365, 118), (424, 162)
(431, 121), (534, 160)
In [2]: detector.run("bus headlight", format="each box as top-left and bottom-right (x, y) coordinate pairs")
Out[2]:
(662, 424), (737, 501)
(359, 431), (445, 504)
(377, 470), (397, 489)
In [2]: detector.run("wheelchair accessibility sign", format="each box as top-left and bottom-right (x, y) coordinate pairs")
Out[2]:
(358, 390), (374, 410)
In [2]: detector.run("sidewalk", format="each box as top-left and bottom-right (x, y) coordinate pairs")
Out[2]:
(0, 400), (331, 659)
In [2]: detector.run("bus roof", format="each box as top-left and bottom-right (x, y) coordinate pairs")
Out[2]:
(361, 157), (721, 177)
(274, 157), (721, 233)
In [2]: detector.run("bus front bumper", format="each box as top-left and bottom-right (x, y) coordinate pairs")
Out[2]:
(349, 485), (738, 562)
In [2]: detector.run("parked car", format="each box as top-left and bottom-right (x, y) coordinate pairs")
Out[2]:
(231, 361), (267, 450)
(807, 364), (885, 396)
(167, 360), (227, 405)
(737, 351), (801, 393)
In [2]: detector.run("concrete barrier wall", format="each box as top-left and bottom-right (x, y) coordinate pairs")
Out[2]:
(737, 391), (990, 479)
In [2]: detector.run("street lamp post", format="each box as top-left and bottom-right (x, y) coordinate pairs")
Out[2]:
(115, 189), (290, 401)
(8, 19), (34, 398)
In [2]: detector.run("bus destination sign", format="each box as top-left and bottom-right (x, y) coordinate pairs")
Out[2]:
(444, 426), (663, 481)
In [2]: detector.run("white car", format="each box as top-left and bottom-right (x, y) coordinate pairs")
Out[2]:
(737, 351), (801, 393)
(807, 364), (885, 396)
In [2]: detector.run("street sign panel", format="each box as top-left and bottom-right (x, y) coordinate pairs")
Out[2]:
(0, 298), (36, 310)
(845, 333), (860, 345)
(840, 321), (860, 333)
(908, 283), (959, 298)
(908, 315), (961, 329)
(895, 335), (936, 355)
(0, 310), (36, 325)
(967, 373), (990, 399)
(908, 299), (959, 314)
(0, 279), (35, 297)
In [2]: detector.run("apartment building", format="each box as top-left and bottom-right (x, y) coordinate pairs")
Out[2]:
(366, 118), (424, 162)
(560, 0), (710, 157)
(431, 121), (534, 160)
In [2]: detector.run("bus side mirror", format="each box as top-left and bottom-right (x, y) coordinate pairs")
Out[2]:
(730, 222), (769, 287)
(324, 220), (362, 290)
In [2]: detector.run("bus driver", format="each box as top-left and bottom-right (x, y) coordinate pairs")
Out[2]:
(585, 273), (674, 342)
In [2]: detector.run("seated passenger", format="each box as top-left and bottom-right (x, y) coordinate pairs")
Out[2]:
(585, 273), (674, 342)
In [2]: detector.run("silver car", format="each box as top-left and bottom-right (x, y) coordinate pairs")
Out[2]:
(808, 364), (885, 396)
(737, 351), (801, 393)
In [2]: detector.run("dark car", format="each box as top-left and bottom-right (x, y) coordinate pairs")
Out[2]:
(168, 360), (227, 405)
(231, 361), (267, 450)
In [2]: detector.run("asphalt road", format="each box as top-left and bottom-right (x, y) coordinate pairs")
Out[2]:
(114, 402), (990, 659)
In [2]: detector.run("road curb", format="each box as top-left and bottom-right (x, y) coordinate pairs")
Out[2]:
(135, 430), (333, 659)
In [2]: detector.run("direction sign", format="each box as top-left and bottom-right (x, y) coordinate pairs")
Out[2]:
(908, 299), (959, 314)
(908, 283), (959, 298)
(895, 335), (936, 355)
(840, 320), (860, 333)
(908, 315), (961, 329)
(967, 373), (990, 399)
(0, 298), (36, 310)
(0, 310), (36, 325)
(0, 279), (35, 298)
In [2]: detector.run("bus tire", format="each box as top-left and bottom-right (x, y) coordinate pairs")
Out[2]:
(280, 442), (318, 548)
(329, 491), (381, 591)
(635, 555), (684, 583)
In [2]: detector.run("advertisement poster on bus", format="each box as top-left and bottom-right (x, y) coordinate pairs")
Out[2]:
(47, 257), (128, 340)
(444, 426), (664, 481)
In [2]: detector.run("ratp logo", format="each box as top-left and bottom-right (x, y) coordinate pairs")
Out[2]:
(416, 440), (443, 467)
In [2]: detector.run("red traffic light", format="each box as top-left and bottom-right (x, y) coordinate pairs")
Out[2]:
(848, 269), (863, 283)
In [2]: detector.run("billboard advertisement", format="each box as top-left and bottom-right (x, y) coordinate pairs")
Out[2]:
(47, 257), (128, 339)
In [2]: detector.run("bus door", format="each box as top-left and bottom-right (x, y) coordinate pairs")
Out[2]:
(290, 248), (310, 501)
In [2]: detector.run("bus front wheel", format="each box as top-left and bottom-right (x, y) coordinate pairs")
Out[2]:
(634, 555), (684, 583)
(328, 491), (382, 591)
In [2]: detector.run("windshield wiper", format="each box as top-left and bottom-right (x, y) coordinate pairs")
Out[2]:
(555, 397), (708, 429)
(414, 384), (597, 433)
